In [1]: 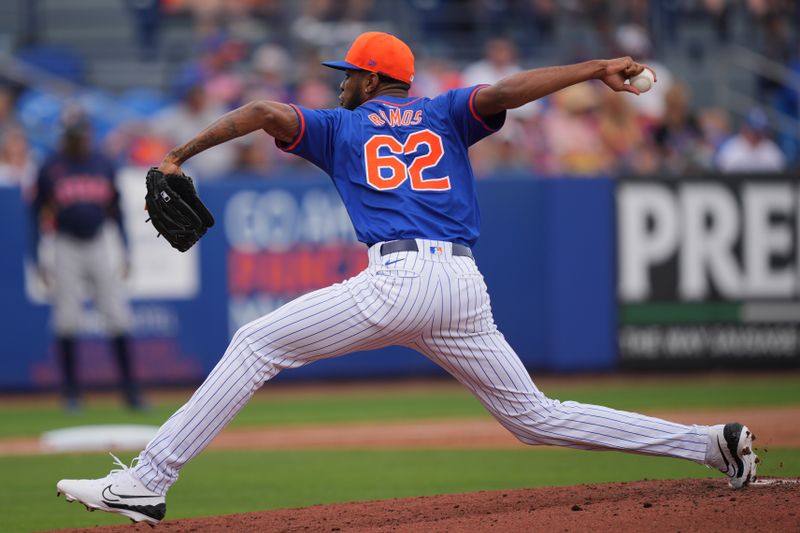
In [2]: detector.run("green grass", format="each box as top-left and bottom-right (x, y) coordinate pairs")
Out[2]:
(1, 375), (798, 532)
(2, 447), (798, 533)
(1, 375), (799, 439)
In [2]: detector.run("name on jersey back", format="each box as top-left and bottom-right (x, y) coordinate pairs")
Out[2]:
(367, 108), (423, 128)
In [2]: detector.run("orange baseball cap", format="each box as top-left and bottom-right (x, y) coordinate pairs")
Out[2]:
(322, 32), (415, 84)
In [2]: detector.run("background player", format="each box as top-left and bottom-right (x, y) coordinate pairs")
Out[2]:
(56, 32), (756, 525)
(31, 114), (145, 411)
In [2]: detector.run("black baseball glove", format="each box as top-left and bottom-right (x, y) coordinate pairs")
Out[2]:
(144, 167), (215, 252)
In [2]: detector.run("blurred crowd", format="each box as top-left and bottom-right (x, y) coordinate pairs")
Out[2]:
(0, 0), (798, 186)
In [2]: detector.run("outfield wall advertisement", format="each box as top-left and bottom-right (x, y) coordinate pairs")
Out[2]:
(221, 186), (367, 337)
(0, 173), (615, 391)
(4, 170), (797, 390)
(617, 175), (800, 368)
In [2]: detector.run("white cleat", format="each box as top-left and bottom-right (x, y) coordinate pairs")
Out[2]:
(709, 422), (758, 489)
(56, 453), (166, 525)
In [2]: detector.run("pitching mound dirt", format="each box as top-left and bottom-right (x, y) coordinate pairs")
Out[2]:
(54, 478), (799, 533)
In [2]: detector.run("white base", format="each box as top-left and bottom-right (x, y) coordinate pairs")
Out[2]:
(41, 425), (158, 452)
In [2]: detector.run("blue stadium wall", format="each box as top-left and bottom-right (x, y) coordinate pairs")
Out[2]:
(0, 175), (616, 391)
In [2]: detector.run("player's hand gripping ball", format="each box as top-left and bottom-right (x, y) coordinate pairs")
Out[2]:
(629, 68), (655, 93)
(144, 167), (215, 252)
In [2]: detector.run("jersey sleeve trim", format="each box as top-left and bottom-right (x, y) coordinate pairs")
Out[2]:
(468, 84), (501, 132)
(276, 103), (306, 152)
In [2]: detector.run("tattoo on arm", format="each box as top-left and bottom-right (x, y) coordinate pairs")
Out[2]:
(166, 101), (297, 165)
(224, 116), (239, 139)
(167, 106), (257, 165)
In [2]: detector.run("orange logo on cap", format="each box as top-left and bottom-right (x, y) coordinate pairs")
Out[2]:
(344, 32), (415, 84)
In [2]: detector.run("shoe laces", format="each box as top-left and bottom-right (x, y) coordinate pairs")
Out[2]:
(108, 452), (140, 478)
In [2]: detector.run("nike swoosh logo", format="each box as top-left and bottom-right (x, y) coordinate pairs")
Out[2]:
(102, 484), (162, 502)
(384, 259), (404, 266)
(716, 437), (731, 475)
(725, 431), (745, 478)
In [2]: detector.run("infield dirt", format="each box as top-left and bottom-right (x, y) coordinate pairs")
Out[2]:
(1, 404), (797, 455)
(52, 478), (799, 533)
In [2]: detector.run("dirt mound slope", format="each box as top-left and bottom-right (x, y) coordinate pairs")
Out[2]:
(54, 478), (799, 533)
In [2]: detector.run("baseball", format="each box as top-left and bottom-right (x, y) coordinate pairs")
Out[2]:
(630, 68), (654, 93)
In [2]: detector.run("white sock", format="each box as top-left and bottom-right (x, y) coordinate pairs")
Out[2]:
(704, 424), (728, 473)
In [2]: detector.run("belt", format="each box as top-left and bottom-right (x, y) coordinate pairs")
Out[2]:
(379, 239), (474, 259)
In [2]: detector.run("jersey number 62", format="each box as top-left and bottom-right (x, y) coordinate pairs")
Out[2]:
(364, 129), (450, 191)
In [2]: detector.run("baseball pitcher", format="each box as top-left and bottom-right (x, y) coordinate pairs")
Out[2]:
(57, 32), (757, 525)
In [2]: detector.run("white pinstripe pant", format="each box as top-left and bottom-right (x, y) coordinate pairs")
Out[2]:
(133, 239), (710, 495)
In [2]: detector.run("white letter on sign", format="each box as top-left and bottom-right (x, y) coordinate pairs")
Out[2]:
(679, 184), (741, 299)
(743, 183), (794, 297)
(619, 184), (679, 301)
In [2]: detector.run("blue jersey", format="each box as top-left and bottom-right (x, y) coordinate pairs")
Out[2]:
(30, 151), (127, 261)
(34, 152), (123, 240)
(278, 85), (505, 247)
